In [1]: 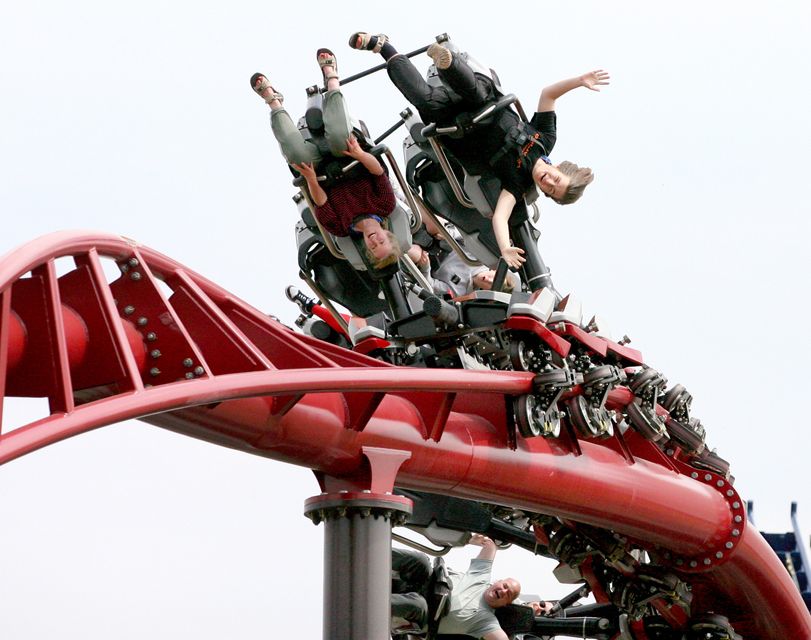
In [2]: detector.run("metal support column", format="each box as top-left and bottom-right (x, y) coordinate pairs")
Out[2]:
(304, 446), (413, 640)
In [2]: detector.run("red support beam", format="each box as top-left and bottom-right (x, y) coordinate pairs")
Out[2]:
(0, 231), (808, 640)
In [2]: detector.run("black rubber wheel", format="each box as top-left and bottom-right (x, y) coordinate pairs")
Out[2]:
(687, 614), (736, 640)
(626, 400), (667, 442)
(691, 448), (730, 477)
(510, 339), (532, 372)
(629, 367), (660, 393)
(644, 616), (679, 640)
(567, 396), (612, 437)
(567, 396), (592, 436)
(514, 395), (542, 437)
(533, 368), (570, 388)
(583, 364), (617, 386)
(665, 417), (705, 454)
(662, 383), (690, 413)
(515, 395), (560, 438)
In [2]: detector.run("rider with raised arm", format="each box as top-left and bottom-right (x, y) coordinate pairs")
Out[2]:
(392, 534), (548, 639)
(251, 49), (401, 268)
(348, 33), (607, 269)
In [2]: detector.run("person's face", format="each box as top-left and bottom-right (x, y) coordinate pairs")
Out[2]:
(532, 162), (570, 200)
(364, 228), (392, 261)
(484, 578), (521, 608)
(472, 269), (496, 290)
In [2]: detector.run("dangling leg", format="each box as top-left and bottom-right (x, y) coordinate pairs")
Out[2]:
(250, 72), (319, 165)
(392, 547), (431, 592)
(348, 32), (394, 58)
(349, 32), (458, 123)
(317, 48), (353, 157)
(391, 548), (430, 631)
(429, 44), (495, 107)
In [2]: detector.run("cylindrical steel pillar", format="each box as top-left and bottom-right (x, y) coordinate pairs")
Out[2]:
(304, 491), (412, 640)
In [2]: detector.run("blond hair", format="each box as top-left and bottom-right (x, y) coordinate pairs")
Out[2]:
(553, 161), (594, 205)
(365, 230), (403, 270)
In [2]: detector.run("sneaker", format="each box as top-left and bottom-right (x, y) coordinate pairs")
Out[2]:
(427, 43), (452, 70)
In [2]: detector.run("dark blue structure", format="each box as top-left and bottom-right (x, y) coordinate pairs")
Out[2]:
(749, 501), (811, 612)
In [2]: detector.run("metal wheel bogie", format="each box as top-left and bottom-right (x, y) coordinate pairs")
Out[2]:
(514, 393), (561, 439)
(567, 395), (613, 438)
(584, 364), (622, 387)
(686, 613), (740, 640)
(509, 334), (551, 373)
(643, 615), (680, 640)
(514, 394), (542, 438)
(625, 399), (667, 442)
(689, 447), (731, 478)
(665, 416), (706, 454)
(662, 382), (693, 422)
(509, 338), (532, 372)
(628, 366), (663, 394)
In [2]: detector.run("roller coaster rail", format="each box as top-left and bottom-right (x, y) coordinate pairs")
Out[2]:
(0, 230), (809, 639)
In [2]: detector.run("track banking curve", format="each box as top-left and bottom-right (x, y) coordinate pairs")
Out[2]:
(0, 231), (808, 639)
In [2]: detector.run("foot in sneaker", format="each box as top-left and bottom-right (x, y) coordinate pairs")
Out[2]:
(427, 43), (452, 70)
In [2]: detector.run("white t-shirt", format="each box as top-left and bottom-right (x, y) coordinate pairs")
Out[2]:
(437, 558), (501, 638)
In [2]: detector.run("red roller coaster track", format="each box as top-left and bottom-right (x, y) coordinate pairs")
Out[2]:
(0, 231), (808, 639)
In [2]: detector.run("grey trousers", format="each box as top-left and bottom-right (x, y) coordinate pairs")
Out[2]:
(391, 548), (431, 628)
(269, 89), (353, 164)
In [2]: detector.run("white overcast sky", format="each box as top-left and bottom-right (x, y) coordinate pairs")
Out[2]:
(1, 1), (810, 638)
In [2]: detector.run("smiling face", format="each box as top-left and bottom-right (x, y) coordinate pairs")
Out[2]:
(363, 227), (394, 261)
(352, 215), (400, 268)
(483, 578), (521, 608)
(532, 160), (571, 201)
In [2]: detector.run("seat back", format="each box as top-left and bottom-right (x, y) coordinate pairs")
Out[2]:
(426, 557), (452, 639)
(402, 48), (556, 292)
(332, 202), (415, 272)
(295, 202), (389, 318)
(404, 124), (501, 269)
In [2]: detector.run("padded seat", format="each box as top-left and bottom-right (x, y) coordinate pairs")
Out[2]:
(331, 202), (415, 272)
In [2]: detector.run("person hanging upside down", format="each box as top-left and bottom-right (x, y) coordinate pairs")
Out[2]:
(251, 48), (400, 269)
(392, 534), (552, 639)
(348, 33), (608, 269)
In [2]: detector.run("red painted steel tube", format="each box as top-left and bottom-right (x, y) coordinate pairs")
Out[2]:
(0, 372), (807, 638)
(0, 367), (747, 553)
(1, 231), (809, 639)
(6, 304), (90, 373)
(6, 310), (26, 370)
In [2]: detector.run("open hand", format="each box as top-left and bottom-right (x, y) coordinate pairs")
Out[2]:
(469, 533), (495, 548)
(501, 246), (526, 269)
(292, 162), (317, 180)
(407, 244), (430, 267)
(580, 69), (610, 91)
(342, 134), (364, 159)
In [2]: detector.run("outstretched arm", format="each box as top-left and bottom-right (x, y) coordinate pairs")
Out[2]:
(470, 535), (511, 640)
(469, 533), (499, 562)
(343, 135), (385, 176)
(492, 190), (525, 269)
(537, 69), (610, 112)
